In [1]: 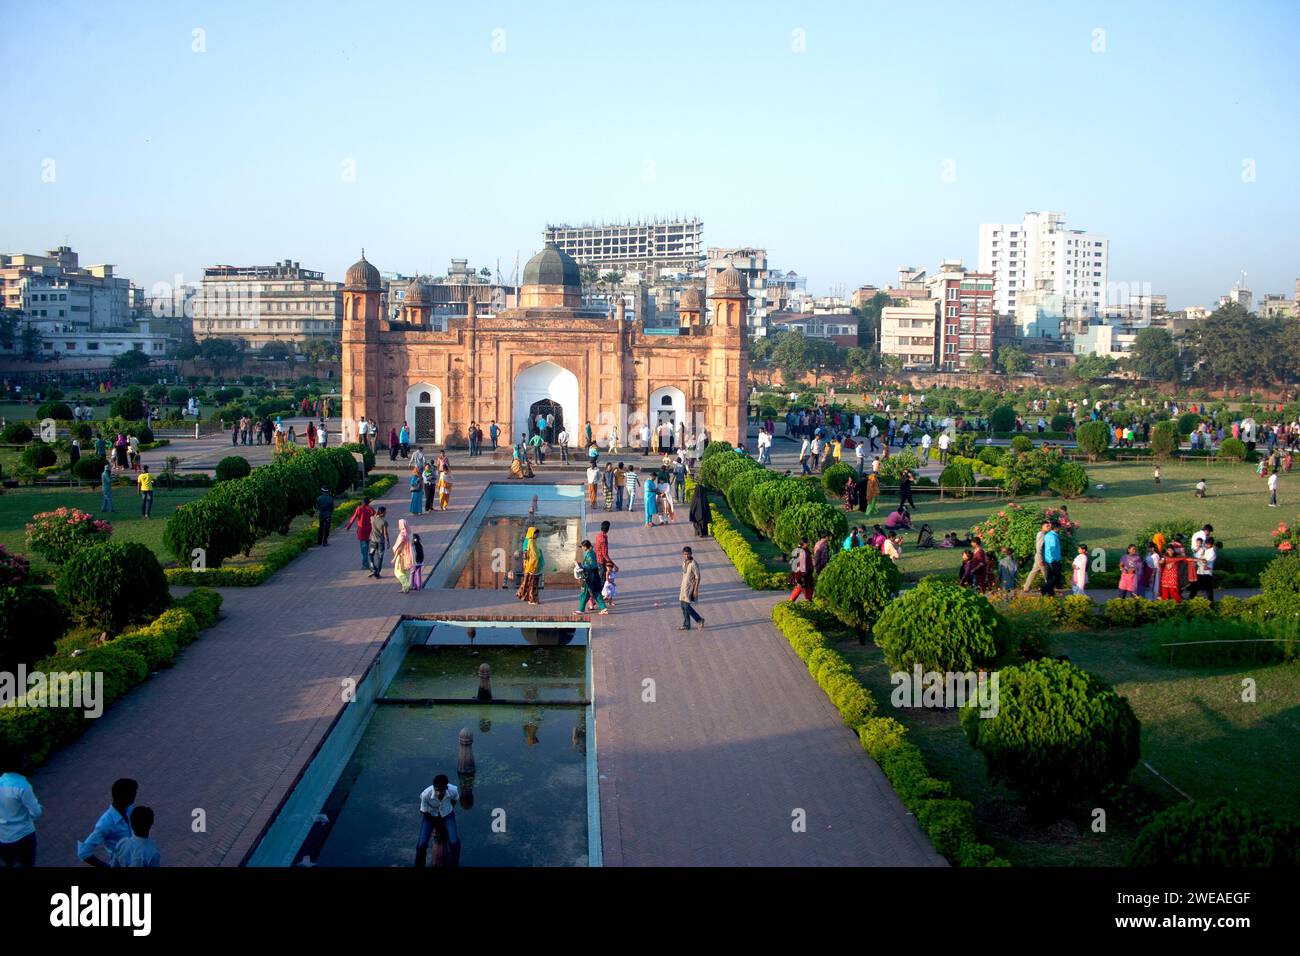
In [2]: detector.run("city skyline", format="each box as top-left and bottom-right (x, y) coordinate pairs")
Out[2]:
(2, 0), (1298, 309)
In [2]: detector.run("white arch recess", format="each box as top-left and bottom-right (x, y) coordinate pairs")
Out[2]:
(648, 385), (687, 443)
(513, 361), (580, 448)
(405, 383), (443, 446)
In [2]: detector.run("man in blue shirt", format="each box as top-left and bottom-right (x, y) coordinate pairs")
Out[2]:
(1040, 522), (1062, 597)
(0, 760), (42, 868)
(77, 778), (137, 867)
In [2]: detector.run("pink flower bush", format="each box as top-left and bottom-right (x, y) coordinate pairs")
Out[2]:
(25, 507), (114, 565)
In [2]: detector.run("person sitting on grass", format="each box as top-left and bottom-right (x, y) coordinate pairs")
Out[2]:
(915, 523), (935, 549)
(1195, 477), (1207, 498)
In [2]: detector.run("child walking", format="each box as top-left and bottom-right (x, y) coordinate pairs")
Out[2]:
(1071, 544), (1089, 596)
(600, 566), (618, 608)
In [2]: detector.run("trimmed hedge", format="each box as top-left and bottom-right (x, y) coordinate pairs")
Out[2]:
(56, 540), (168, 634)
(821, 462), (855, 497)
(1260, 552), (1300, 620)
(771, 601), (1006, 867)
(1217, 436), (1248, 461)
(1048, 461), (1089, 498)
(772, 501), (847, 554)
(1128, 798), (1300, 866)
(215, 455), (252, 482)
(164, 475), (396, 586)
(873, 577), (1010, 672)
(939, 461), (975, 495)
(706, 493), (787, 591)
(814, 545), (901, 638)
(725, 468), (781, 528)
(960, 657), (1140, 814)
(0, 589), (222, 768)
(748, 477), (822, 535)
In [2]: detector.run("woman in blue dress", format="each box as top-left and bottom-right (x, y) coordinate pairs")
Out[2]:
(643, 473), (658, 527)
(409, 470), (423, 514)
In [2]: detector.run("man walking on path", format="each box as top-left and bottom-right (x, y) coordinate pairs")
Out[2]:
(316, 486), (335, 546)
(937, 431), (950, 465)
(368, 506), (390, 578)
(594, 520), (617, 592)
(345, 496), (376, 570)
(678, 546), (705, 631)
(1268, 470), (1279, 506)
(1040, 523), (1062, 597)
(1022, 522), (1048, 592)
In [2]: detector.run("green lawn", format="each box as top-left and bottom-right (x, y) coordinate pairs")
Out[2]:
(0, 485), (207, 573)
(886, 458), (1293, 582)
(835, 630), (1300, 867)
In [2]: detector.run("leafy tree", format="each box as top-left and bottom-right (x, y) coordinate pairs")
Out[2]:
(1071, 352), (1117, 381)
(997, 345), (1031, 374)
(1075, 420), (1111, 461)
(1128, 327), (1180, 382)
(261, 341), (293, 362)
(1189, 302), (1272, 385)
(1149, 420), (1179, 459)
(855, 291), (894, 349)
(844, 347), (874, 380)
(198, 337), (242, 374)
(111, 349), (151, 373)
(771, 330), (813, 379)
(965, 353), (989, 373)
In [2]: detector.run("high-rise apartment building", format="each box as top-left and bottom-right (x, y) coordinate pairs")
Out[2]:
(978, 212), (1108, 318)
(192, 260), (342, 351)
(927, 262), (995, 371)
(543, 218), (704, 275)
(0, 246), (130, 329)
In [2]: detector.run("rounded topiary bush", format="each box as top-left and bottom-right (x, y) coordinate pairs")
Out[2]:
(1048, 461), (1089, 499)
(1127, 798), (1300, 867)
(74, 422), (93, 441)
(37, 401), (74, 420)
(1217, 437), (1248, 461)
(1050, 413), (1072, 432)
(990, 405), (1017, 433)
(57, 540), (168, 633)
(748, 477), (821, 534)
(21, 442), (57, 469)
(1074, 421), (1111, 461)
(939, 462), (975, 496)
(960, 657), (1140, 813)
(877, 451), (922, 483)
(726, 468), (780, 528)
(1010, 434), (1033, 453)
(215, 455), (252, 482)
(1260, 552), (1300, 620)
(821, 462), (855, 497)
(0, 586), (68, 672)
(772, 501), (847, 556)
(814, 545), (901, 638)
(1176, 411), (1202, 437)
(972, 503), (1078, 563)
(700, 440), (733, 460)
(167, 386), (191, 405)
(163, 496), (247, 568)
(71, 455), (109, 481)
(1, 422), (34, 444)
(1149, 419), (1179, 459)
(109, 394), (145, 420)
(707, 454), (760, 494)
(873, 577), (1010, 673)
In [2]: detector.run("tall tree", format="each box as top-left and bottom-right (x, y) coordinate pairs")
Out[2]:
(1128, 327), (1180, 382)
(997, 344), (1031, 374)
(1190, 302), (1270, 386)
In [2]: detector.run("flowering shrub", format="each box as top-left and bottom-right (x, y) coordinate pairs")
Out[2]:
(1271, 516), (1300, 553)
(969, 502), (1078, 563)
(0, 545), (30, 587)
(24, 508), (114, 565)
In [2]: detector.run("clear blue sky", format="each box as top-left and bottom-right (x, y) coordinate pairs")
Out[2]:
(2, 0), (1297, 308)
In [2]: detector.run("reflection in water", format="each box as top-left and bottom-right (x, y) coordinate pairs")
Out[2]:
(450, 514), (582, 590)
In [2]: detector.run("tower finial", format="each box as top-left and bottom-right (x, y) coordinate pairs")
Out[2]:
(361, 247), (365, 259)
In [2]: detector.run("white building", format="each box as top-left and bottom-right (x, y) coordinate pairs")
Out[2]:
(880, 299), (938, 368)
(706, 247), (771, 334)
(978, 211), (1108, 319)
(543, 218), (704, 275)
(192, 260), (342, 351)
(1073, 323), (1137, 358)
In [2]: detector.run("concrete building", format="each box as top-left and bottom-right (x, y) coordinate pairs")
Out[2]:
(706, 247), (770, 334)
(386, 260), (519, 330)
(927, 262), (995, 371)
(767, 311), (858, 347)
(1259, 292), (1296, 319)
(341, 243), (748, 449)
(192, 260), (342, 352)
(851, 284), (882, 309)
(1014, 289), (1066, 340)
(1073, 322), (1138, 358)
(543, 218), (704, 275)
(0, 246), (131, 330)
(979, 211), (1108, 318)
(879, 299), (939, 368)
(1218, 274), (1252, 310)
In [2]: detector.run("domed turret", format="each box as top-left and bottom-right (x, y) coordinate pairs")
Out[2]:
(404, 277), (428, 306)
(345, 251), (381, 292)
(520, 242), (582, 309)
(710, 265), (748, 298)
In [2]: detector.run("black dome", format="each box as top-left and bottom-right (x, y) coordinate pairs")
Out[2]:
(523, 242), (581, 288)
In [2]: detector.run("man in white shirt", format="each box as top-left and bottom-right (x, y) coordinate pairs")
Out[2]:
(110, 806), (160, 868)
(1187, 537), (1218, 603)
(640, 423), (652, 456)
(921, 432), (933, 461)
(855, 440), (866, 475)
(416, 774), (461, 867)
(558, 427), (570, 463)
(937, 431), (950, 465)
(1191, 524), (1212, 552)
(0, 766), (41, 867)
(1268, 470), (1279, 506)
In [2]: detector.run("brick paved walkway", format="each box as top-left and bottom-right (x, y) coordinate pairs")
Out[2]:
(29, 466), (941, 867)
